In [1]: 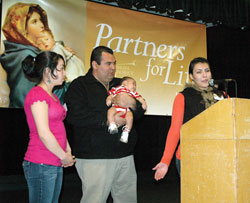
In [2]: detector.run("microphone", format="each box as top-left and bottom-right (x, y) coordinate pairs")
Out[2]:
(209, 79), (233, 87)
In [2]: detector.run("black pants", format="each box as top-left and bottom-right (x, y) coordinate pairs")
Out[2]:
(175, 157), (181, 176)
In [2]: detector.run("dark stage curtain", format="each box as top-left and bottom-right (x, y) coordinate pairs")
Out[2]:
(101, 0), (250, 29)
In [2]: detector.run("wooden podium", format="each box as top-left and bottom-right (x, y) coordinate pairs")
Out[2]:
(181, 98), (250, 203)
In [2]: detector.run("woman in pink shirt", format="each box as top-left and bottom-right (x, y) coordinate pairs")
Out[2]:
(22, 51), (75, 203)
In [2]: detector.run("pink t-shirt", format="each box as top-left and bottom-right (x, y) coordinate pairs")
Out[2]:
(24, 86), (67, 166)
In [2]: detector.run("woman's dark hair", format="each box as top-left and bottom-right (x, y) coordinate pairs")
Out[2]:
(22, 51), (64, 83)
(189, 57), (210, 74)
(90, 46), (113, 68)
(25, 5), (50, 31)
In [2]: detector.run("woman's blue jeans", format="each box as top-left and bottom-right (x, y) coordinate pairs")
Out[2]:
(22, 160), (63, 203)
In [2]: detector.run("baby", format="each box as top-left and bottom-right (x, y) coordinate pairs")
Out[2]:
(36, 30), (84, 82)
(106, 76), (147, 143)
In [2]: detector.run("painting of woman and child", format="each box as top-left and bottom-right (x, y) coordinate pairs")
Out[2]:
(0, 0), (86, 107)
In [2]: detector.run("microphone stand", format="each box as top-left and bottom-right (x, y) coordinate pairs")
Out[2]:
(224, 79), (237, 97)
(209, 79), (237, 97)
(233, 79), (237, 98)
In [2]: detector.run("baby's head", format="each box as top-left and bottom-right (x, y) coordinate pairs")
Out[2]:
(36, 30), (55, 51)
(121, 76), (136, 92)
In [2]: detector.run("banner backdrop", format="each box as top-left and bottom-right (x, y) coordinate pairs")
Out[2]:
(0, 0), (206, 115)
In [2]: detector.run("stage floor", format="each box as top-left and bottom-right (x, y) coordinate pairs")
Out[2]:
(0, 169), (180, 203)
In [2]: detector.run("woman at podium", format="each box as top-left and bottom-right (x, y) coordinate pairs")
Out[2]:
(153, 57), (228, 180)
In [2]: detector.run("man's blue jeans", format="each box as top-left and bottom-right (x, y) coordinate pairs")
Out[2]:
(22, 160), (63, 203)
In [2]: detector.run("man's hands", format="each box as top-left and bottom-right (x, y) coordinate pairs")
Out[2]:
(106, 95), (113, 106)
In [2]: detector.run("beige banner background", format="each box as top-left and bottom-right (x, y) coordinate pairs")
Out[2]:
(1, 1), (206, 115)
(85, 1), (206, 115)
